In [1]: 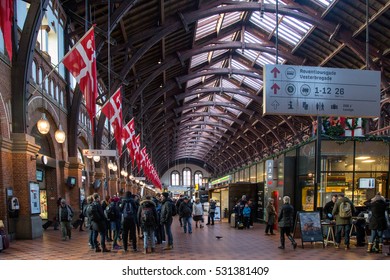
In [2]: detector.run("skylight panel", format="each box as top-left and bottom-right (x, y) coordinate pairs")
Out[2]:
(232, 93), (251, 106)
(195, 14), (219, 41)
(312, 0), (333, 8)
(225, 106), (240, 116)
(242, 77), (263, 91)
(221, 78), (239, 88)
(237, 48), (259, 63)
(190, 52), (208, 68)
(214, 94), (229, 103)
(187, 77), (202, 88)
(222, 12), (243, 29)
(243, 31), (263, 44)
(211, 49), (229, 60)
(231, 59), (249, 70)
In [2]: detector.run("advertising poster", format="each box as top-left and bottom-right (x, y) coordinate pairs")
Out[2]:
(30, 182), (41, 214)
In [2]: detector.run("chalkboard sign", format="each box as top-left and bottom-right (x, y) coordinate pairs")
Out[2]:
(294, 211), (324, 248)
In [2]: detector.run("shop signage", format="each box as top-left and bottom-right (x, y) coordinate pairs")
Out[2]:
(266, 160), (274, 186)
(263, 64), (380, 118)
(133, 177), (146, 180)
(82, 149), (117, 157)
(210, 175), (232, 185)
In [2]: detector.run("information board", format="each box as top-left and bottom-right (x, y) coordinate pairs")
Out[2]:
(263, 64), (381, 118)
(293, 211), (324, 248)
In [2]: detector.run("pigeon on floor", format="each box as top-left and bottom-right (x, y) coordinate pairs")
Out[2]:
(216, 236), (223, 240)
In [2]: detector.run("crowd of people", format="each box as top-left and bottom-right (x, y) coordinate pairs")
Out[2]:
(56, 191), (390, 255)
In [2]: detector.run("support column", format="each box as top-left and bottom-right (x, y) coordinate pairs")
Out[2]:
(67, 157), (84, 217)
(88, 171), (96, 197)
(109, 175), (118, 197)
(0, 137), (13, 236)
(11, 133), (41, 239)
(94, 168), (105, 198)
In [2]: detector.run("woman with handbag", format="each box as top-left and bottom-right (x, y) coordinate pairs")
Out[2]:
(265, 198), (276, 235)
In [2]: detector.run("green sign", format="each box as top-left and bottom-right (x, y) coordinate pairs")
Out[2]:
(211, 175), (232, 185)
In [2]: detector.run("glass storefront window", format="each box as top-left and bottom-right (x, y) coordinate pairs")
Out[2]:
(234, 171), (239, 183)
(244, 167), (249, 182)
(250, 164), (256, 183)
(298, 141), (315, 175)
(257, 162), (264, 182)
(355, 141), (389, 172)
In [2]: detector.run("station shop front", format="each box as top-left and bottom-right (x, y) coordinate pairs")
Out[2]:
(209, 137), (390, 221)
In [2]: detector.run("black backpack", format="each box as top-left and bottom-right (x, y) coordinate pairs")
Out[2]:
(88, 202), (100, 222)
(171, 201), (177, 217)
(141, 207), (156, 227)
(122, 201), (134, 220)
(105, 202), (116, 221)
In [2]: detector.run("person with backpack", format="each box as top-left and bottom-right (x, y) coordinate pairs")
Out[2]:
(106, 196), (121, 250)
(120, 191), (138, 252)
(160, 192), (174, 250)
(89, 193), (110, 253)
(137, 195), (158, 254)
(332, 193), (356, 250)
(175, 195), (184, 227)
(179, 196), (193, 234)
(83, 195), (94, 249)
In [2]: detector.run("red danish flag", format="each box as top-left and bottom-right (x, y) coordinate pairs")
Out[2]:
(123, 118), (135, 162)
(63, 26), (97, 134)
(101, 87), (123, 153)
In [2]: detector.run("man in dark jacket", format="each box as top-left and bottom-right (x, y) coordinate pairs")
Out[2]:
(323, 194), (338, 220)
(161, 192), (174, 250)
(365, 192), (388, 253)
(332, 194), (356, 250)
(179, 196), (193, 234)
(120, 191), (138, 252)
(278, 196), (297, 250)
(175, 194), (184, 227)
(90, 193), (110, 252)
(137, 195), (158, 254)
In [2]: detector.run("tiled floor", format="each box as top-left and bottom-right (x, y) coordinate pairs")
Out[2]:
(0, 218), (387, 260)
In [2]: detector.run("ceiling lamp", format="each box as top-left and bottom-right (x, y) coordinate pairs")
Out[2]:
(93, 156), (101, 162)
(112, 162), (118, 172)
(108, 160), (113, 170)
(54, 124), (66, 143)
(37, 113), (50, 134)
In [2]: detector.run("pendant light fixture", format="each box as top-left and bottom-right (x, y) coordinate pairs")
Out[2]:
(54, 17), (66, 144)
(37, 112), (50, 134)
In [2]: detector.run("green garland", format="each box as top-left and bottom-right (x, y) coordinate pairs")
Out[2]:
(345, 118), (358, 130)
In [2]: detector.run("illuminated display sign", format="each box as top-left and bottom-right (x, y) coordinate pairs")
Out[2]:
(211, 175), (232, 185)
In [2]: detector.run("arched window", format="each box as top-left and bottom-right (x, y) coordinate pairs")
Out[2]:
(171, 171), (180, 186)
(59, 89), (63, 106)
(50, 79), (54, 97)
(38, 68), (43, 85)
(183, 168), (191, 186)
(31, 60), (37, 82)
(44, 73), (49, 93)
(194, 171), (203, 187)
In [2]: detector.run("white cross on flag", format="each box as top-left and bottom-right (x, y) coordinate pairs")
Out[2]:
(123, 118), (135, 162)
(101, 88), (123, 153)
(133, 134), (141, 169)
(63, 26), (98, 135)
(139, 146), (147, 172)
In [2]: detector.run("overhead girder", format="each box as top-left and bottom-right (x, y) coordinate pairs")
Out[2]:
(110, 2), (382, 98)
(174, 111), (245, 126)
(175, 68), (261, 88)
(128, 41), (302, 106)
(12, 0), (50, 133)
(173, 101), (255, 118)
(174, 87), (263, 105)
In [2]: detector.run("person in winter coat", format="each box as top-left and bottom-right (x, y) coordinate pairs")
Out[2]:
(160, 192), (174, 250)
(365, 192), (388, 253)
(90, 193), (110, 252)
(265, 198), (276, 235)
(57, 198), (73, 241)
(278, 196), (297, 249)
(83, 195), (94, 249)
(242, 203), (251, 229)
(107, 196), (122, 250)
(332, 194), (356, 250)
(119, 191), (138, 252)
(323, 194), (338, 220)
(207, 199), (217, 225)
(192, 198), (204, 228)
(137, 195), (158, 254)
(179, 196), (193, 234)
